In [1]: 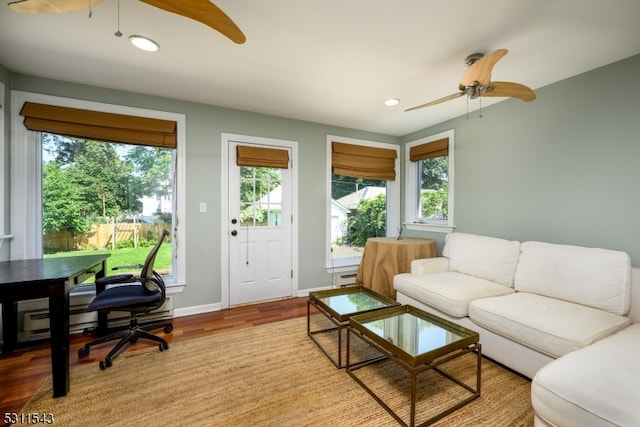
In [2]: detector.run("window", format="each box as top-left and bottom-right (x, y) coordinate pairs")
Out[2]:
(10, 91), (185, 290)
(326, 135), (400, 269)
(41, 134), (175, 276)
(405, 130), (455, 233)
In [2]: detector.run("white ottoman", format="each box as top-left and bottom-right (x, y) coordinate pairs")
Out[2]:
(531, 323), (640, 426)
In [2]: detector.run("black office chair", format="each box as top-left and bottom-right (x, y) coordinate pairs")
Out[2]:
(78, 229), (173, 370)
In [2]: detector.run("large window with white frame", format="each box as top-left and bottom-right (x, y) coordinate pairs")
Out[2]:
(10, 91), (186, 290)
(404, 130), (455, 233)
(326, 135), (400, 270)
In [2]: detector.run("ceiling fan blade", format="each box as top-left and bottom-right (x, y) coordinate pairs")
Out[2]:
(405, 92), (464, 112)
(139, 0), (246, 44)
(8, 0), (104, 14)
(482, 81), (537, 102)
(459, 48), (508, 89)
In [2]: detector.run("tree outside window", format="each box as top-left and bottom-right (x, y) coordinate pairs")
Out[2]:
(42, 133), (174, 274)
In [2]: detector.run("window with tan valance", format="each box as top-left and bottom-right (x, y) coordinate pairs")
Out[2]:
(19, 102), (177, 148)
(331, 141), (397, 180)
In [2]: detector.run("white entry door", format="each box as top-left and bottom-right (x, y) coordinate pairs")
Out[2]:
(228, 140), (293, 306)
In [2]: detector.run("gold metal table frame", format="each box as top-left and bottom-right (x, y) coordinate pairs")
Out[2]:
(347, 305), (481, 427)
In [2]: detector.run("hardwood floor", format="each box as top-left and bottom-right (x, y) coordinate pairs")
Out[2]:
(0, 297), (308, 419)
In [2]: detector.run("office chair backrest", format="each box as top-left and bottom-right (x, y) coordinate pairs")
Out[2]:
(140, 229), (170, 292)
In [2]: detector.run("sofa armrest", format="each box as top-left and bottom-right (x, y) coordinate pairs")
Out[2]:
(411, 257), (449, 275)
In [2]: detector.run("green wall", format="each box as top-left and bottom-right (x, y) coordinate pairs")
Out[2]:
(2, 53), (639, 311)
(402, 54), (640, 263)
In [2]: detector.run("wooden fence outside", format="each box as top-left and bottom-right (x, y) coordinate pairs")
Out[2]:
(44, 223), (169, 251)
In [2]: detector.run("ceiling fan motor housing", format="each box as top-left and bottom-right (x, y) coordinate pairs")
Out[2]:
(464, 53), (484, 67)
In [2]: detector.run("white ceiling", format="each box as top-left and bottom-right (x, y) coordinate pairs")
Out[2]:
(1, 0), (640, 136)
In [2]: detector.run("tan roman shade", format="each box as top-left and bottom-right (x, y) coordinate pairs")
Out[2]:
(332, 141), (397, 181)
(19, 102), (177, 148)
(409, 137), (449, 162)
(236, 145), (290, 168)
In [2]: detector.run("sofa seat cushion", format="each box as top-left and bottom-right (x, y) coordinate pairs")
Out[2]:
(531, 323), (640, 427)
(468, 292), (632, 358)
(393, 271), (516, 318)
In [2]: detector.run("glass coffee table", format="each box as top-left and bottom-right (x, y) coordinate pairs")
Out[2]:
(307, 286), (399, 368)
(347, 305), (481, 427)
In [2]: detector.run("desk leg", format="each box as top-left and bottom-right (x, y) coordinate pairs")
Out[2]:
(95, 260), (108, 335)
(48, 280), (70, 398)
(1, 300), (18, 353)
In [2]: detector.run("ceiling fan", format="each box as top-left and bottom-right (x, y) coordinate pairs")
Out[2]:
(7, 0), (246, 44)
(406, 49), (535, 112)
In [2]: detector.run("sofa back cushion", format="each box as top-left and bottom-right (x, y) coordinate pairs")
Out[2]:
(442, 233), (521, 287)
(515, 241), (631, 315)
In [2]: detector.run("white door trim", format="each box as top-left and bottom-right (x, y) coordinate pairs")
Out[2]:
(220, 133), (299, 309)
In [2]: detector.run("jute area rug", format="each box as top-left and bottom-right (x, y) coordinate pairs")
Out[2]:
(23, 317), (533, 426)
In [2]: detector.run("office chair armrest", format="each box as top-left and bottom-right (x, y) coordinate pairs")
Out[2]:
(96, 273), (136, 286)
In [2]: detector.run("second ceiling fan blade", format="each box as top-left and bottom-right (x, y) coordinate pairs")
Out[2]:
(459, 49), (508, 88)
(405, 92), (464, 112)
(482, 81), (537, 102)
(140, 0), (246, 44)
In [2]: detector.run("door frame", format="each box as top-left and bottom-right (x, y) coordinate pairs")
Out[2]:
(220, 133), (299, 309)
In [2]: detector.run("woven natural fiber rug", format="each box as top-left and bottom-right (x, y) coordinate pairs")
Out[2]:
(23, 316), (533, 426)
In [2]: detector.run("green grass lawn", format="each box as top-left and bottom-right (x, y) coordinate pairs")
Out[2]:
(44, 243), (172, 273)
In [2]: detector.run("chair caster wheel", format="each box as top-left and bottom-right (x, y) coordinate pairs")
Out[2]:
(99, 359), (112, 370)
(159, 342), (169, 351)
(164, 325), (173, 334)
(78, 346), (90, 358)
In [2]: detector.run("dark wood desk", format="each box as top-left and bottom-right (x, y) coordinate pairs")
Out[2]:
(0, 254), (109, 397)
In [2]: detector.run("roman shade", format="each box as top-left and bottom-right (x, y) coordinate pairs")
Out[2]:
(409, 137), (449, 162)
(19, 102), (177, 148)
(236, 145), (290, 168)
(332, 141), (397, 180)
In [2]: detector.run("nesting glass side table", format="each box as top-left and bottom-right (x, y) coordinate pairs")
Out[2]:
(307, 286), (399, 368)
(347, 305), (481, 426)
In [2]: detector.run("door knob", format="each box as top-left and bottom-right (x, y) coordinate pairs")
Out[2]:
(231, 230), (238, 236)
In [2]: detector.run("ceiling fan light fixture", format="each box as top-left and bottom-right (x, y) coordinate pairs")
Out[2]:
(129, 35), (159, 52)
(384, 98), (400, 106)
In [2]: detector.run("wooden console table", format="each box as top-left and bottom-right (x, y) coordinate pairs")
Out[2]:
(356, 237), (436, 298)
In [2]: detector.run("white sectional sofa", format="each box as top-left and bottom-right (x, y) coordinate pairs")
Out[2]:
(393, 232), (640, 426)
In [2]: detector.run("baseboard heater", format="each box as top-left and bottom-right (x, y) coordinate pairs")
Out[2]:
(335, 271), (358, 287)
(21, 296), (174, 341)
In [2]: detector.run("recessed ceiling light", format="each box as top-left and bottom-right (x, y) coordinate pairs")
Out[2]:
(384, 98), (400, 106)
(129, 35), (159, 52)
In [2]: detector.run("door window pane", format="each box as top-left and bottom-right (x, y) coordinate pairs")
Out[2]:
(239, 166), (283, 227)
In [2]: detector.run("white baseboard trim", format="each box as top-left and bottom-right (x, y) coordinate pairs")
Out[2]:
(173, 302), (221, 318)
(173, 288), (333, 317)
(296, 285), (333, 297)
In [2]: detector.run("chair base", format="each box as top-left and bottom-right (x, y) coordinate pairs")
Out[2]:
(79, 315), (173, 369)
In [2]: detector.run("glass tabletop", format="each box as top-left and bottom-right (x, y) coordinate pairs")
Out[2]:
(350, 305), (479, 366)
(362, 312), (468, 356)
(309, 286), (398, 321)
